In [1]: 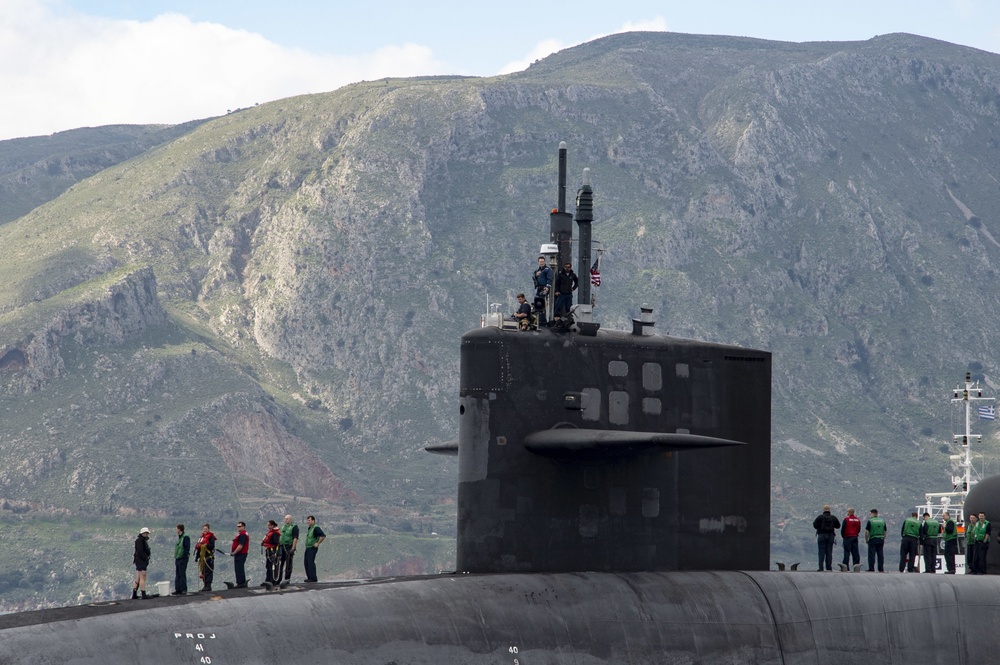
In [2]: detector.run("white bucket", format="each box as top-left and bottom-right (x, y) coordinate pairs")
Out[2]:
(155, 580), (170, 597)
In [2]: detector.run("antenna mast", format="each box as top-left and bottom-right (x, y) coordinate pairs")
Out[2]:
(951, 371), (994, 501)
(918, 372), (994, 529)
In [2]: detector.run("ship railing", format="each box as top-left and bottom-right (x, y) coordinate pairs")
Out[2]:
(917, 491), (965, 525)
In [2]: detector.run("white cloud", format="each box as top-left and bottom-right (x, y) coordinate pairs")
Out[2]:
(497, 38), (566, 75)
(0, 1), (447, 140)
(619, 17), (670, 33)
(495, 16), (668, 76)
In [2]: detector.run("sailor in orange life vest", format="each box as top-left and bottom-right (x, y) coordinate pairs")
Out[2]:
(224, 522), (250, 589)
(840, 508), (862, 570)
(194, 523), (217, 592)
(261, 520), (281, 587)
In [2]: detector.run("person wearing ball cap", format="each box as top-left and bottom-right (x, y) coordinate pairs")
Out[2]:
(132, 527), (152, 599)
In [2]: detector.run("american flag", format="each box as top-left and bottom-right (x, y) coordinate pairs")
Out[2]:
(590, 258), (601, 287)
(979, 404), (996, 421)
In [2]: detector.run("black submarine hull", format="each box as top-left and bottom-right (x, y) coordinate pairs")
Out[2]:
(2, 571), (998, 663)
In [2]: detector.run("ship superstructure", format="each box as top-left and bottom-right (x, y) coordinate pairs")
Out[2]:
(916, 371), (994, 571)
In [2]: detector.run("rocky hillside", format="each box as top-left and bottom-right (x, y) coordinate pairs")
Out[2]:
(3, 32), (1000, 606)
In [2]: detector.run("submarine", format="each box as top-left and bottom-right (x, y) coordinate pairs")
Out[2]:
(3, 143), (1000, 664)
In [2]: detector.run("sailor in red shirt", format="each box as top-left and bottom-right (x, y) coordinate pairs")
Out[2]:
(840, 508), (862, 570)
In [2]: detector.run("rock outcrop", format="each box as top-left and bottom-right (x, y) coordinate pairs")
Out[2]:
(0, 267), (164, 394)
(212, 408), (359, 503)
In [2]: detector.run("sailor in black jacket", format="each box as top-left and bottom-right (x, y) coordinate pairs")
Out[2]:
(553, 262), (578, 319)
(132, 527), (152, 599)
(812, 505), (840, 571)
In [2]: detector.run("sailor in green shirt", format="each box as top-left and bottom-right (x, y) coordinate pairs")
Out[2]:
(973, 512), (991, 574)
(303, 515), (327, 583)
(277, 514), (299, 585)
(173, 524), (191, 595)
(865, 509), (887, 572)
(899, 512), (920, 573)
(965, 514), (978, 574)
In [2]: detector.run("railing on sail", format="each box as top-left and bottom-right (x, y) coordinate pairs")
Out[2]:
(916, 371), (994, 572)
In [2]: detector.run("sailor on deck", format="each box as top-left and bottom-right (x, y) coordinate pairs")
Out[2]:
(974, 512), (991, 574)
(899, 512), (920, 573)
(865, 509), (886, 572)
(514, 293), (532, 330)
(919, 512), (940, 573)
(553, 262), (578, 320)
(813, 505), (840, 571)
(840, 508), (861, 570)
(941, 511), (958, 574)
(966, 514), (978, 574)
(532, 256), (551, 326)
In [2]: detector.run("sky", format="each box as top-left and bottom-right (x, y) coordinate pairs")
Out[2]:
(3, 0), (1000, 141)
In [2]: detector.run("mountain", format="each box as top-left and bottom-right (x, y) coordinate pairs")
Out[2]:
(0, 122), (210, 225)
(3, 31), (1000, 608)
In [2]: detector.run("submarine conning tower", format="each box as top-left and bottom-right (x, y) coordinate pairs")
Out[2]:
(449, 143), (772, 574)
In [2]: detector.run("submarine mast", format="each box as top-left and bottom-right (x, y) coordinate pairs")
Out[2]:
(549, 142), (574, 287)
(574, 168), (594, 323)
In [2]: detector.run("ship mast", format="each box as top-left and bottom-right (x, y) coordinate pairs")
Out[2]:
(950, 371), (994, 506)
(918, 372), (993, 525)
